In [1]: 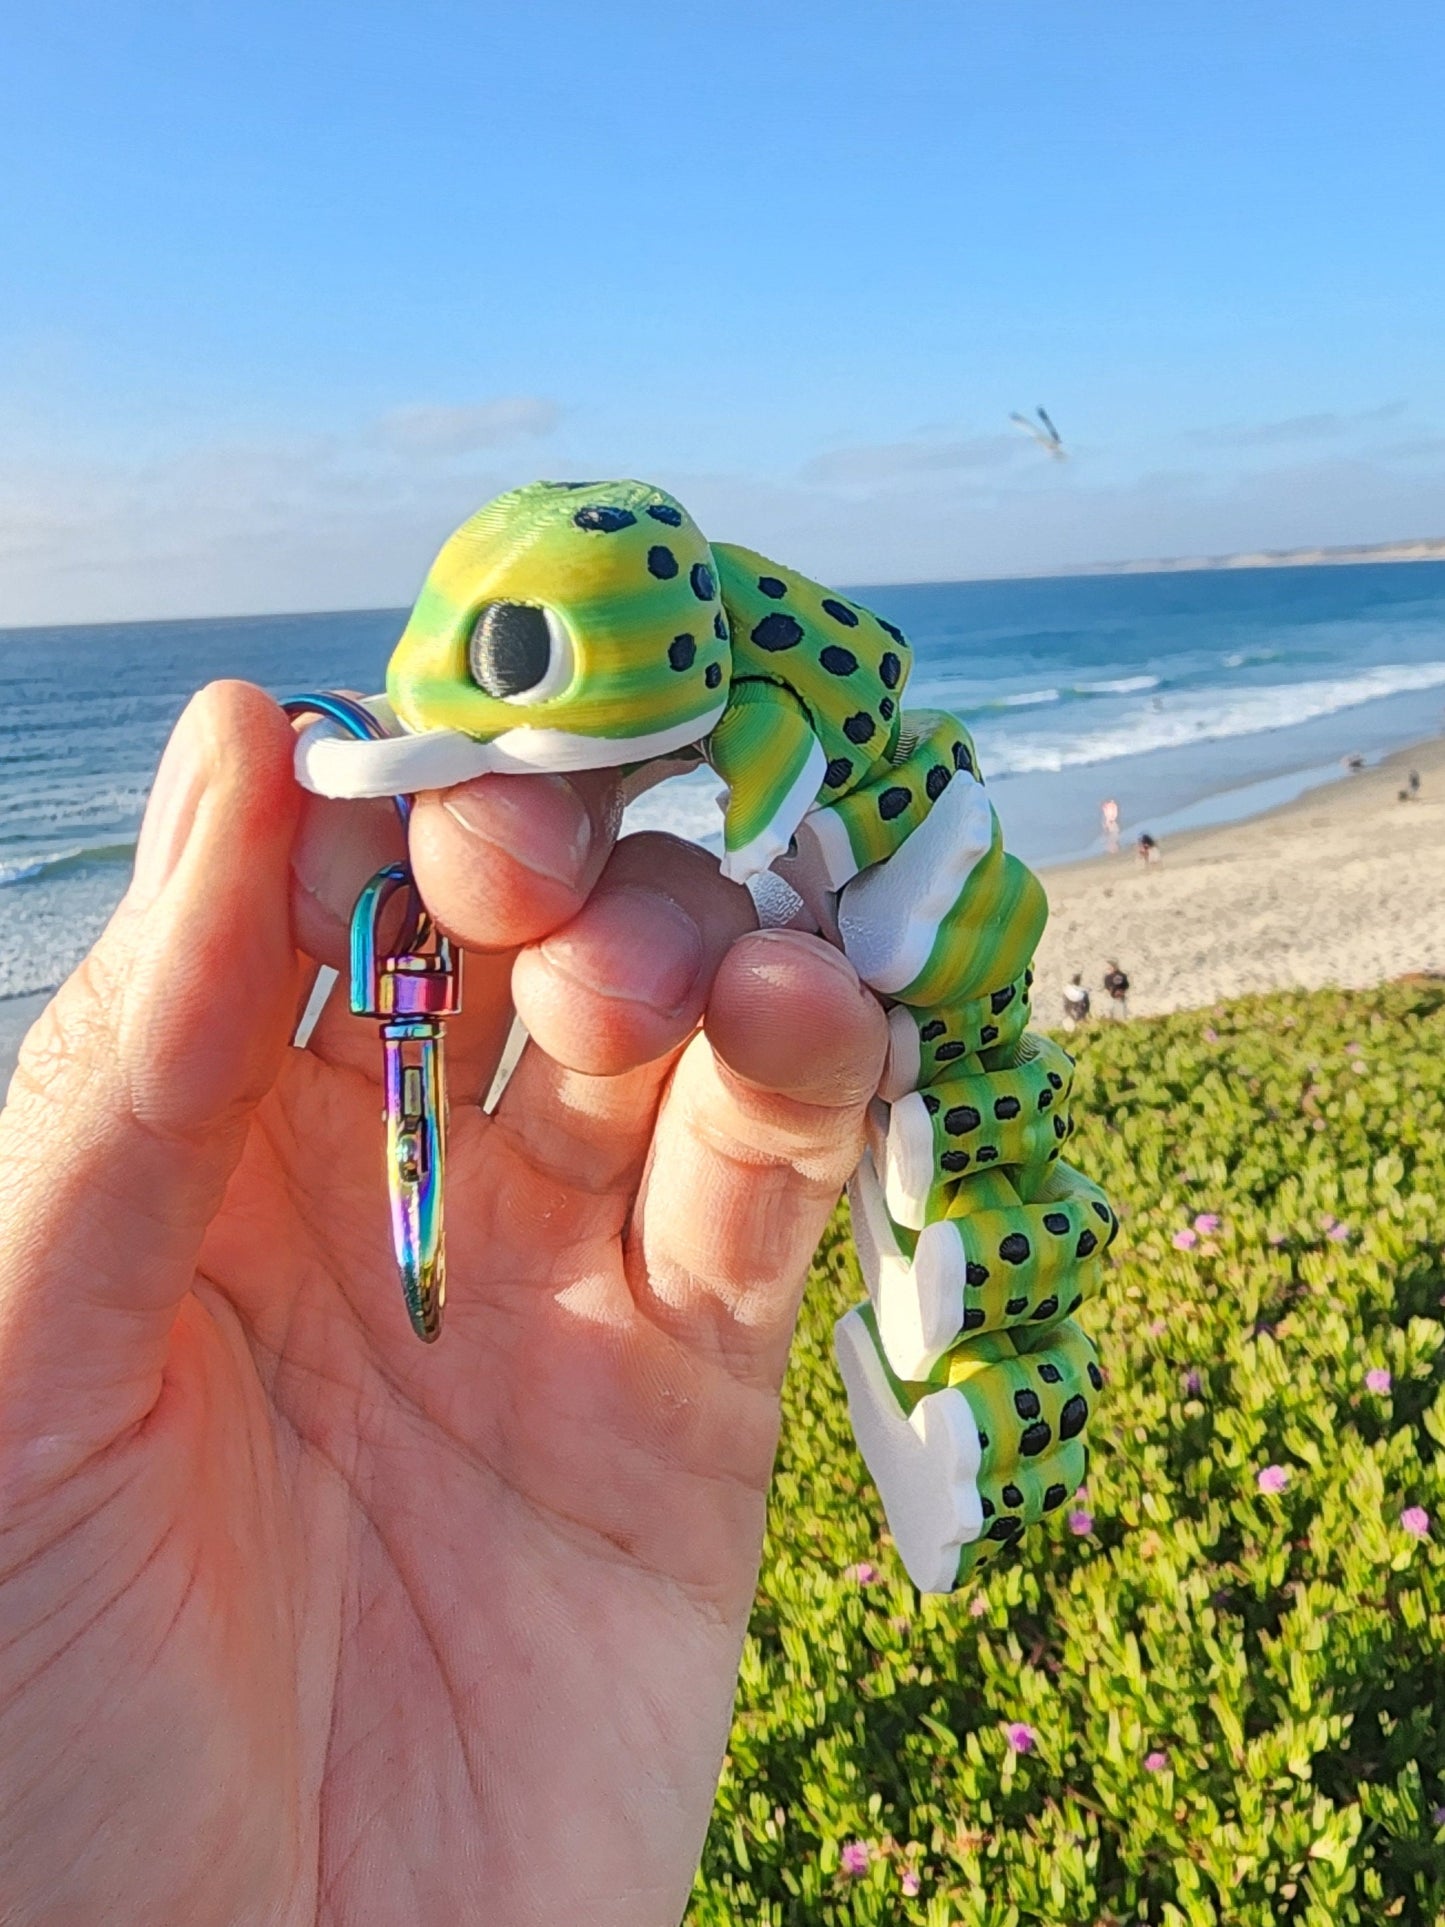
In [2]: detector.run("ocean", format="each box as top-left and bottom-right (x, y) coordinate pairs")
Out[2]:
(3, 560), (1444, 1011)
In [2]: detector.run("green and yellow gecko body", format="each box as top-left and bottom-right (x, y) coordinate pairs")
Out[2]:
(308, 477), (1114, 1592)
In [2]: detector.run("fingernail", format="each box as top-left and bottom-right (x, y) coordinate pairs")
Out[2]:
(130, 703), (210, 908)
(541, 886), (704, 1013)
(741, 928), (865, 990)
(443, 774), (594, 886)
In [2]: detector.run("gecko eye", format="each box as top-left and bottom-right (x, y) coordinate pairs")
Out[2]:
(466, 602), (573, 703)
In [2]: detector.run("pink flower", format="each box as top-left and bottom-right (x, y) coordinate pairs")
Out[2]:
(1433, 1804), (1445, 1827)
(1184, 1369), (1203, 1395)
(1327, 1222), (1351, 1242)
(1068, 1509), (1094, 1536)
(1193, 1212), (1221, 1234)
(839, 1840), (870, 1877)
(1144, 1750), (1169, 1772)
(1257, 1464), (1289, 1495)
(968, 1593), (989, 1617)
(1006, 1722), (1036, 1754)
(1172, 1228), (1198, 1250)
(1402, 1506), (1431, 1540)
(901, 1868), (922, 1896)
(1203, 1027), (1219, 1042)
(1268, 1231), (1287, 1247)
(1366, 1368), (1392, 1394)
(1148, 1317), (1167, 1337)
(846, 1561), (880, 1585)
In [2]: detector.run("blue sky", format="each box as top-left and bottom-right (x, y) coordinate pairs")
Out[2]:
(3, 0), (1443, 622)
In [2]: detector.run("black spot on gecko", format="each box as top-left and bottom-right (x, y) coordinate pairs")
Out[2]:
(574, 504), (636, 532)
(1043, 1212), (1070, 1235)
(1087, 1362), (1105, 1391)
(945, 1105), (981, 1135)
(757, 575), (787, 598)
(879, 696), (895, 721)
(1005, 1296), (1027, 1316)
(1059, 1396), (1088, 1441)
(976, 1145), (999, 1163)
(1031, 1296), (1059, 1321)
(994, 1095), (1021, 1120)
(646, 502), (682, 525)
(991, 985), (1017, 1013)
(647, 545), (678, 579)
(1001, 1482), (1024, 1507)
(1039, 1362), (1062, 1383)
(704, 662), (722, 689)
(823, 755), (853, 788)
(821, 597), (858, 626)
(925, 764), (951, 801)
(714, 610), (729, 640)
(935, 1042), (965, 1061)
(921, 1092), (940, 1114)
(962, 1306), (986, 1330)
(690, 562), (716, 601)
(965, 1261), (989, 1286)
(1042, 1483), (1067, 1510)
(1019, 1421), (1052, 1457)
(752, 612), (803, 651)
(920, 1019), (945, 1041)
(1000, 1232), (1031, 1264)
(879, 618), (905, 643)
(1014, 1388), (1041, 1419)
(953, 741), (975, 773)
(940, 1150), (969, 1173)
(667, 634), (696, 671)
(1076, 1229), (1098, 1258)
(878, 786), (911, 821)
(879, 651), (902, 688)
(819, 645), (858, 676)
(980, 1024), (998, 1045)
(843, 712), (876, 745)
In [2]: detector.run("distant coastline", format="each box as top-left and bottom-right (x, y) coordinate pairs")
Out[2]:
(1045, 535), (1445, 579)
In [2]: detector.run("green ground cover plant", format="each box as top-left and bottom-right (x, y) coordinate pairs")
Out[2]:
(691, 982), (1445, 1926)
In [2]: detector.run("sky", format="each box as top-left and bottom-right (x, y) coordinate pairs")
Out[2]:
(3, 0), (1444, 624)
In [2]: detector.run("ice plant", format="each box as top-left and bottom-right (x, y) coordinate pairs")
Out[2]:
(1327, 1222), (1351, 1242)
(1402, 1507), (1431, 1540)
(1006, 1723), (1036, 1754)
(1257, 1465), (1289, 1495)
(1068, 1509), (1094, 1536)
(839, 1841), (870, 1878)
(1193, 1212), (1221, 1234)
(1172, 1228), (1198, 1250)
(1144, 1750), (1169, 1772)
(1184, 1369), (1203, 1395)
(846, 1561), (880, 1585)
(901, 1868), (921, 1897)
(1366, 1368), (1392, 1394)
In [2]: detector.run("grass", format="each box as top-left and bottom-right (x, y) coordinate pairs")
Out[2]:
(690, 982), (1445, 1926)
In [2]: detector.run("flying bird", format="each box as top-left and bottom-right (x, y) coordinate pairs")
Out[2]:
(1009, 406), (1067, 460)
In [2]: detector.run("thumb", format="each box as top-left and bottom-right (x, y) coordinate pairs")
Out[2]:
(0, 680), (301, 1478)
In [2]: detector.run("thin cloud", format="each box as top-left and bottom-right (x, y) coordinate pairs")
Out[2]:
(1184, 401), (1407, 450)
(801, 434), (1024, 488)
(378, 396), (562, 455)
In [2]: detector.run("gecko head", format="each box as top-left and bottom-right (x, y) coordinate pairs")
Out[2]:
(384, 480), (731, 767)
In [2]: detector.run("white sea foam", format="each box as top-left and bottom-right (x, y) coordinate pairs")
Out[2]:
(983, 661), (1445, 776)
(1073, 674), (1160, 696)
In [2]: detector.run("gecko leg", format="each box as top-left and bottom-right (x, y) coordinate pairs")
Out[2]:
(707, 680), (827, 884)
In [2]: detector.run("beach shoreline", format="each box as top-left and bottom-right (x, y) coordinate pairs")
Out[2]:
(1033, 733), (1445, 1027)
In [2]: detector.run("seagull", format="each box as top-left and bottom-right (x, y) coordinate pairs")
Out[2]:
(1009, 406), (1067, 460)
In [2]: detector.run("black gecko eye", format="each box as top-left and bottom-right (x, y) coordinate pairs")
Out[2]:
(466, 602), (573, 703)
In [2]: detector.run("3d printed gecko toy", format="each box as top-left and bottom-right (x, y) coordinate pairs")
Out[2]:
(293, 479), (1113, 1593)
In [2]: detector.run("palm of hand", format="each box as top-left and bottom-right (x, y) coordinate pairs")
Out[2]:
(0, 684), (883, 1927)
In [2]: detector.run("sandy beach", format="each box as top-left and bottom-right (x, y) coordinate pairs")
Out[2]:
(1032, 736), (1445, 1028)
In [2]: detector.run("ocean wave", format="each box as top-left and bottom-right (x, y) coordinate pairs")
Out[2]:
(0, 841), (137, 888)
(1222, 648), (1281, 669)
(1071, 674), (1161, 697)
(982, 660), (1445, 776)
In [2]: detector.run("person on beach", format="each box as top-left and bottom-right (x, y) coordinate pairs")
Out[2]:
(1136, 831), (1160, 866)
(1062, 970), (1091, 1029)
(1100, 797), (1120, 855)
(1103, 960), (1130, 1018)
(0, 682), (887, 1927)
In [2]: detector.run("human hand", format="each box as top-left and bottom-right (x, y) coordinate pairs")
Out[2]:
(0, 681), (886, 1926)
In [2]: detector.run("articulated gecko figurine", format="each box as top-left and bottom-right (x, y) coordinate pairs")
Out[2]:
(296, 478), (1114, 1593)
